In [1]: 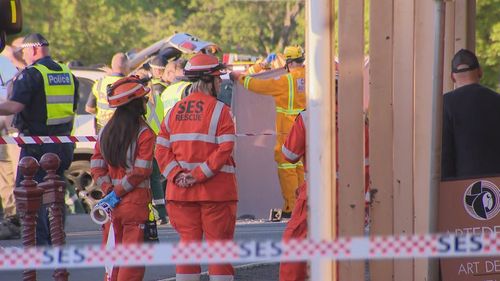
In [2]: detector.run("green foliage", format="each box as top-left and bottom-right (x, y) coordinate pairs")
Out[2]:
(477, 0), (500, 91)
(11, 0), (305, 65)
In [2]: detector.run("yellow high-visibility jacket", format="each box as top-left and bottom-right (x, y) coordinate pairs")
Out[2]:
(239, 66), (306, 135)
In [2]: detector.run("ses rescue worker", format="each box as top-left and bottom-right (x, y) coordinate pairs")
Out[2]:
(0, 33), (79, 246)
(155, 53), (238, 281)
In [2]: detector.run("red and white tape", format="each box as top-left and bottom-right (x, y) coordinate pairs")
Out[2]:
(0, 233), (498, 270)
(0, 135), (97, 145)
(0, 133), (277, 145)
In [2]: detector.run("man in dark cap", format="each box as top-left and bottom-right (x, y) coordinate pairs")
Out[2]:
(441, 49), (500, 179)
(0, 33), (79, 245)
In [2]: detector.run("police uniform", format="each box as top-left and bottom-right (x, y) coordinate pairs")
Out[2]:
(11, 34), (79, 245)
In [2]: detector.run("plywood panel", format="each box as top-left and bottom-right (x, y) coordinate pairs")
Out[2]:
(369, 0), (394, 280)
(392, 0), (415, 280)
(338, 0), (365, 279)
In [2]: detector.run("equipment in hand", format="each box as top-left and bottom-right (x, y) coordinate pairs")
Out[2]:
(90, 191), (121, 225)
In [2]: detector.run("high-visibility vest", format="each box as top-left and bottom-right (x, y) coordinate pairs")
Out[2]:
(152, 78), (168, 89)
(160, 81), (191, 116)
(32, 63), (75, 125)
(93, 75), (122, 127)
(145, 93), (164, 134)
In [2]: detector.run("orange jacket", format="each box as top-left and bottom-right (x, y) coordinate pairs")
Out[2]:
(91, 125), (155, 204)
(282, 110), (307, 170)
(239, 66), (306, 135)
(155, 92), (237, 202)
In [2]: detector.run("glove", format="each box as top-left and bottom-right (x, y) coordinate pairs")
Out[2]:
(97, 190), (121, 209)
(264, 53), (277, 64)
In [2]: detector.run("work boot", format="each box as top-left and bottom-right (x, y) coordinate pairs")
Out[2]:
(281, 211), (292, 219)
(0, 220), (20, 240)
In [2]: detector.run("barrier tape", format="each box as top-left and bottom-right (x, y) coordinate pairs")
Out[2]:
(0, 233), (498, 270)
(0, 133), (277, 145)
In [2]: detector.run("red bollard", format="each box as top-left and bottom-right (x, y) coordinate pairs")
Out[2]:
(14, 156), (43, 281)
(39, 153), (69, 281)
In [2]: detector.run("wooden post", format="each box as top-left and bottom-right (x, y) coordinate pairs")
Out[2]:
(338, 0), (365, 279)
(306, 0), (336, 279)
(369, 0), (394, 280)
(39, 153), (69, 281)
(443, 1), (456, 92)
(414, 0), (439, 280)
(14, 156), (43, 281)
(393, 0), (415, 280)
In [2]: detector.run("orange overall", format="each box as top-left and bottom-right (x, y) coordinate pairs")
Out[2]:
(91, 126), (155, 281)
(279, 110), (308, 281)
(239, 67), (306, 213)
(156, 92), (238, 281)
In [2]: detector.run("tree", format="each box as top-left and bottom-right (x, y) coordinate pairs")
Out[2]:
(476, 0), (500, 91)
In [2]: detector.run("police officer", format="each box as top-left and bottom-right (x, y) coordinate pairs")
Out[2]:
(85, 52), (128, 133)
(0, 33), (79, 245)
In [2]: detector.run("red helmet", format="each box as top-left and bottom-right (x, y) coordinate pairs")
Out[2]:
(107, 76), (150, 108)
(184, 53), (225, 80)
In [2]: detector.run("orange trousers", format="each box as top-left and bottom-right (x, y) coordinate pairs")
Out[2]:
(279, 183), (308, 281)
(102, 202), (149, 281)
(275, 135), (305, 213)
(167, 201), (237, 280)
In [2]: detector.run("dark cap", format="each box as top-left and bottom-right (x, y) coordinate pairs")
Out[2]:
(452, 49), (479, 73)
(21, 33), (49, 48)
(149, 55), (168, 69)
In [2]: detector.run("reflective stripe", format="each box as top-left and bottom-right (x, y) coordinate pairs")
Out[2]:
(286, 74), (294, 111)
(90, 159), (107, 169)
(248, 67), (255, 74)
(152, 199), (166, 205)
(46, 95), (74, 103)
(282, 145), (300, 162)
(216, 134), (236, 143)
(96, 101), (111, 110)
(122, 177), (134, 192)
(275, 107), (303, 115)
(243, 76), (251, 89)
(162, 161), (179, 178)
(170, 133), (235, 144)
(146, 100), (162, 133)
(178, 161), (235, 174)
(171, 133), (216, 143)
(108, 84), (143, 101)
(96, 176), (111, 187)
(209, 101), (224, 136)
(220, 165), (236, 174)
(164, 108), (172, 133)
(47, 115), (74, 125)
(156, 136), (171, 148)
(135, 159), (153, 169)
(278, 162), (304, 169)
(111, 178), (149, 189)
(176, 273), (201, 281)
(200, 162), (214, 178)
(210, 275), (234, 281)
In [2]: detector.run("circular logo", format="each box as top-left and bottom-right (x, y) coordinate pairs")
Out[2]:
(463, 180), (500, 221)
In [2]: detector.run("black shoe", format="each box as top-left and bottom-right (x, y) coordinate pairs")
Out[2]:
(281, 211), (292, 219)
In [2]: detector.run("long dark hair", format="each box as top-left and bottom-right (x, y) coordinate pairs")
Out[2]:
(99, 97), (146, 168)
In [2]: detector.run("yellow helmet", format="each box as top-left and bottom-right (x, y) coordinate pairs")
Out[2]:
(283, 45), (304, 60)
